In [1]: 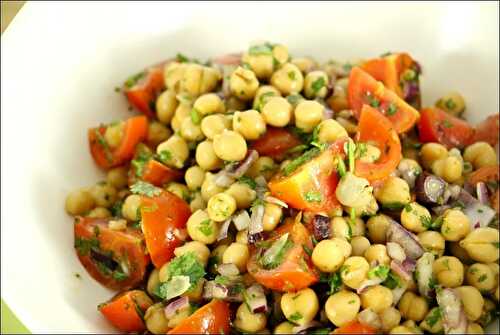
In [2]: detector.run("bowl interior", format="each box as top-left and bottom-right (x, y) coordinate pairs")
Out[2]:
(1, 1), (498, 333)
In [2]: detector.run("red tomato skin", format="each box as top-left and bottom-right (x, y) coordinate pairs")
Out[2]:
(168, 300), (231, 334)
(124, 67), (165, 118)
(99, 290), (152, 332)
(251, 127), (302, 160)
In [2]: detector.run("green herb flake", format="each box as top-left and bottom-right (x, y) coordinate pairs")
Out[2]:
(445, 98), (457, 110)
(259, 233), (293, 270)
(366, 94), (380, 108)
(124, 71), (145, 88)
(336, 157), (347, 178)
(288, 71), (296, 80)
(287, 94), (302, 105)
(157, 150), (172, 164)
(492, 242), (499, 248)
(282, 148), (321, 176)
(198, 219), (213, 237)
(238, 176), (257, 190)
(248, 43), (274, 56)
(130, 181), (162, 197)
(131, 151), (153, 177)
(112, 271), (129, 281)
(355, 143), (367, 158)
(368, 265), (390, 280)
(74, 237), (100, 256)
(190, 108), (202, 125)
(348, 300), (356, 304)
(257, 91), (276, 110)
(304, 191), (322, 203)
(311, 77), (326, 93)
(426, 307), (443, 327)
(302, 245), (313, 257)
(441, 119), (453, 128)
(478, 274), (488, 282)
(176, 53), (190, 63)
(110, 200), (123, 217)
(289, 311), (303, 322)
(404, 203), (413, 212)
(383, 271), (402, 289)
(386, 103), (398, 116)
(93, 129), (113, 163)
(74, 273), (81, 279)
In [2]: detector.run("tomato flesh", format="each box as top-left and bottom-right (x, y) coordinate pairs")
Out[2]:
(99, 290), (152, 332)
(124, 67), (165, 118)
(168, 299), (231, 334)
(251, 127), (302, 160)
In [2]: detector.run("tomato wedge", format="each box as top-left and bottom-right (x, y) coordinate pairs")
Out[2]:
(74, 217), (150, 290)
(417, 107), (474, 149)
(348, 67), (419, 133)
(247, 222), (318, 292)
(468, 114), (499, 147)
(332, 321), (376, 334)
(354, 105), (402, 182)
(88, 115), (148, 170)
(124, 66), (165, 118)
(99, 290), (152, 332)
(268, 139), (347, 214)
(140, 191), (191, 268)
(168, 299), (231, 334)
(129, 159), (183, 187)
(468, 165), (500, 213)
(251, 127), (302, 160)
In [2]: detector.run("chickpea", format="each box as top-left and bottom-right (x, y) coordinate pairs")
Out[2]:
(104, 122), (124, 149)
(65, 188), (95, 215)
(304, 71), (329, 99)
(252, 85), (281, 110)
(262, 202), (283, 231)
(325, 290), (361, 327)
(291, 57), (317, 74)
(401, 202), (432, 233)
(180, 63), (203, 96)
(360, 285), (393, 314)
(193, 93), (224, 116)
(398, 291), (429, 321)
(200, 66), (221, 94)
(222, 242), (249, 272)
(246, 156), (276, 180)
(186, 209), (219, 244)
(189, 192), (206, 212)
(145, 303), (170, 334)
(180, 117), (204, 142)
(174, 241), (210, 267)
(390, 325), (418, 334)
(397, 158), (422, 188)
(351, 236), (371, 257)
(87, 207), (111, 219)
(171, 102), (192, 132)
(242, 52), (273, 80)
(184, 166), (205, 191)
(195, 140), (223, 171)
(200, 114), (231, 140)
(167, 305), (192, 328)
(272, 44), (289, 65)
(401, 320), (423, 334)
(312, 239), (346, 272)
(357, 144), (381, 164)
(156, 89), (178, 124)
(261, 96), (293, 127)
(271, 63), (304, 95)
(463, 142), (498, 169)
(330, 217), (350, 240)
(431, 156), (463, 183)
(274, 321), (295, 334)
(456, 286), (484, 321)
(466, 263), (496, 292)
(166, 182), (190, 202)
(281, 288), (319, 325)
(459, 227), (500, 263)
(294, 100), (324, 133)
(147, 121), (171, 148)
(328, 89), (349, 113)
(164, 62), (186, 92)
(374, 176), (411, 206)
(146, 268), (161, 297)
(467, 323), (484, 334)
(121, 194), (140, 221)
(90, 183), (117, 208)
(420, 143), (448, 169)
(435, 92), (466, 116)
(230, 66), (259, 101)
(224, 96), (245, 114)
(341, 256), (370, 289)
(335, 116), (357, 135)
(156, 135), (189, 169)
(364, 244), (390, 266)
(235, 229), (248, 244)
(433, 256), (464, 288)
(316, 119), (348, 143)
(234, 303), (267, 332)
(106, 167), (129, 190)
(419, 307), (444, 334)
(207, 193), (237, 222)
(417, 231), (445, 257)
(233, 110), (266, 140)
(366, 214), (391, 244)
(449, 241), (473, 264)
(213, 130), (247, 161)
(336, 171), (374, 208)
(225, 182), (256, 209)
(380, 307), (401, 332)
(201, 172), (225, 201)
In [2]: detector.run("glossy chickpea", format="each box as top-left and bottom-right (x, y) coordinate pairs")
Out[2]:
(398, 291), (429, 322)
(167, 306), (192, 328)
(65, 188), (95, 215)
(401, 202), (432, 233)
(180, 117), (204, 142)
(358, 144), (381, 164)
(261, 96), (293, 127)
(431, 156), (463, 183)
(380, 307), (402, 332)
(330, 217), (350, 240)
(156, 135), (189, 169)
(272, 44), (289, 65)
(233, 110), (266, 140)
(291, 57), (317, 73)
(200, 114), (231, 140)
(104, 122), (124, 149)
(402, 320), (423, 334)
(156, 89), (178, 124)
(189, 192), (205, 212)
(433, 256), (464, 288)
(262, 202), (283, 231)
(147, 121), (171, 148)
(145, 303), (170, 334)
(171, 102), (192, 132)
(328, 83), (349, 112)
(193, 93), (224, 116)
(449, 241), (473, 264)
(420, 143), (448, 169)
(390, 325), (417, 334)
(366, 214), (391, 244)
(312, 239), (346, 272)
(252, 85), (281, 110)
(247, 156), (276, 180)
(165, 182), (190, 202)
(186, 209), (219, 244)
(225, 182), (256, 209)
(164, 62), (186, 92)
(230, 66), (259, 101)
(304, 71), (329, 99)
(195, 140), (223, 171)
(397, 158), (422, 188)
(185, 166), (205, 191)
(146, 268), (160, 297)
(235, 229), (248, 244)
(271, 63), (304, 95)
(350, 236), (371, 257)
(364, 244), (390, 266)
(234, 303), (267, 333)
(441, 208), (470, 241)
(419, 307), (444, 334)
(90, 183), (117, 208)
(121, 194), (141, 221)
(174, 241), (210, 267)
(106, 167), (129, 190)
(213, 130), (247, 161)
(182, 278), (205, 302)
(374, 176), (411, 206)
(207, 193), (237, 222)
(335, 116), (357, 135)
(281, 288), (319, 325)
(242, 52), (273, 80)
(199, 66), (221, 94)
(317, 119), (348, 143)
(460, 227), (500, 263)
(325, 290), (361, 327)
(201, 172), (225, 201)
(179, 63), (204, 96)
(87, 207), (111, 219)
(341, 256), (370, 289)
(467, 323), (484, 334)
(274, 321), (295, 334)
(294, 100), (324, 133)
(466, 263), (496, 292)
(361, 285), (393, 314)
(456, 285), (484, 321)
(435, 92), (466, 116)
(417, 231), (445, 257)
(222, 242), (249, 272)
(463, 142), (498, 169)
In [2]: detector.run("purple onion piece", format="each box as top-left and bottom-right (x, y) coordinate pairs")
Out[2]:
(312, 214), (331, 241)
(203, 281), (229, 300)
(476, 182), (490, 204)
(248, 232), (263, 245)
(264, 195), (288, 208)
(402, 258), (417, 273)
(292, 321), (323, 334)
(437, 288), (468, 334)
(249, 204), (264, 236)
(164, 296), (190, 318)
(233, 210), (250, 231)
(212, 53), (242, 66)
(416, 252), (435, 298)
(457, 189), (496, 229)
(390, 260), (412, 281)
(357, 277), (385, 294)
(231, 150), (259, 179)
(386, 221), (424, 260)
(217, 218), (232, 241)
(415, 172), (447, 205)
(432, 204), (451, 216)
(244, 284), (267, 313)
(392, 284), (408, 305)
(387, 242), (406, 262)
(214, 171), (235, 188)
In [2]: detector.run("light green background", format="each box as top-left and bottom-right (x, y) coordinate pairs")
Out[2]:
(1, 300), (30, 334)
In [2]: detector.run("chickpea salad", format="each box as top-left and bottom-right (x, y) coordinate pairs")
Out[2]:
(66, 42), (500, 334)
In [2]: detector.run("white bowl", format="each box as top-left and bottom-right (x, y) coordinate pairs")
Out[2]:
(1, 1), (498, 333)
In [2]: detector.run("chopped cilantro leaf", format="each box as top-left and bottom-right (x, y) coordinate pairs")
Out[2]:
(112, 271), (129, 281)
(368, 265), (390, 280)
(441, 119), (453, 128)
(282, 147), (321, 176)
(311, 77), (326, 93)
(190, 108), (202, 125)
(259, 233), (293, 270)
(336, 157), (347, 178)
(478, 274), (488, 282)
(425, 307), (442, 327)
(404, 203), (413, 212)
(320, 272), (342, 295)
(445, 98), (456, 110)
(156, 252), (205, 299)
(302, 245), (313, 257)
(157, 150), (172, 164)
(289, 311), (303, 321)
(176, 53), (190, 63)
(74, 237), (99, 256)
(248, 43), (274, 56)
(257, 91), (276, 110)
(383, 271), (402, 289)
(130, 181), (162, 197)
(238, 176), (257, 190)
(304, 191), (322, 203)
(124, 71), (145, 88)
(288, 71), (296, 80)
(131, 151), (153, 177)
(198, 219), (213, 236)
(386, 103), (398, 116)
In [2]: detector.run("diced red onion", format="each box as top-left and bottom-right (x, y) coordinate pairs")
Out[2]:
(357, 277), (385, 294)
(357, 308), (382, 330)
(264, 195), (288, 208)
(214, 172), (235, 188)
(390, 260), (412, 281)
(386, 221), (424, 260)
(292, 321), (322, 334)
(217, 218), (232, 241)
(231, 150), (259, 179)
(245, 284), (268, 313)
(416, 252), (435, 298)
(212, 53), (242, 66)
(214, 151), (259, 188)
(203, 281), (229, 300)
(233, 210), (251, 231)
(387, 242), (406, 263)
(312, 214), (331, 241)
(249, 204), (265, 236)
(402, 258), (417, 273)
(415, 172), (447, 205)
(437, 288), (468, 334)
(323, 106), (334, 120)
(403, 80), (420, 102)
(457, 189), (496, 229)
(248, 232), (263, 244)
(392, 283), (407, 305)
(164, 296), (189, 319)
(217, 263), (240, 276)
(476, 182), (490, 204)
